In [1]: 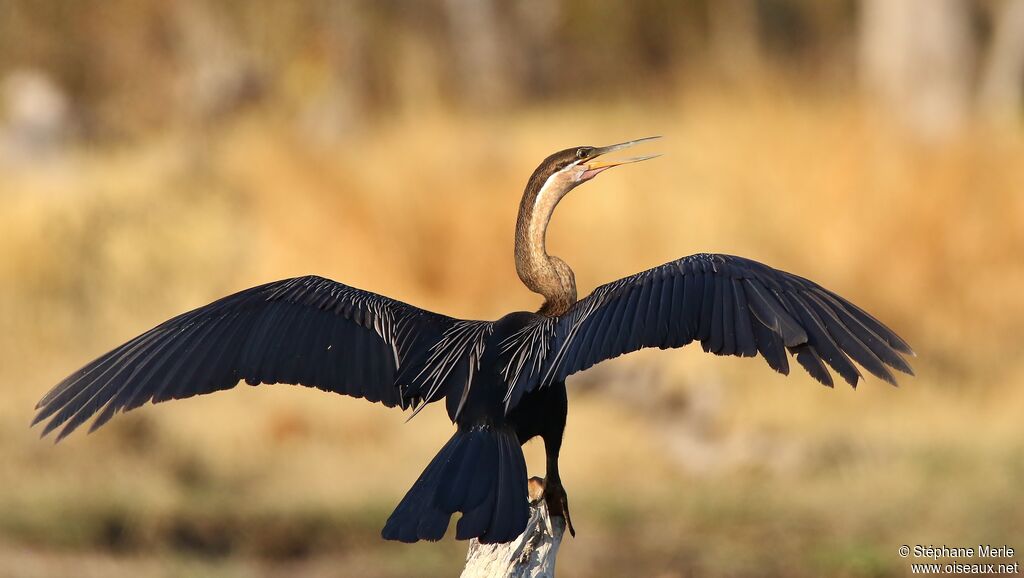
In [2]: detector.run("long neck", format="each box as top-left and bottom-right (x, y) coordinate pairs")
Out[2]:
(514, 171), (577, 317)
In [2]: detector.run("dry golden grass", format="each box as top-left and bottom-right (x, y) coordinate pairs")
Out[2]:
(2, 89), (1022, 577)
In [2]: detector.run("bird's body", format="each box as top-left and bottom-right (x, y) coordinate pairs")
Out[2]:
(383, 310), (571, 543)
(34, 137), (913, 545)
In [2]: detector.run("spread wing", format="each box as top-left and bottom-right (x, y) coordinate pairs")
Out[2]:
(33, 276), (471, 441)
(539, 253), (913, 389)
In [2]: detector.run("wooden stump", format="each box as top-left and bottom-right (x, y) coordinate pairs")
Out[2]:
(460, 477), (566, 578)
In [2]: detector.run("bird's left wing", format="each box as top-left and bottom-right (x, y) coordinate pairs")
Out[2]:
(537, 253), (913, 390)
(34, 276), (482, 441)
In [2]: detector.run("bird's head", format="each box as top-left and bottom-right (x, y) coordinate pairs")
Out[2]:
(528, 136), (662, 195)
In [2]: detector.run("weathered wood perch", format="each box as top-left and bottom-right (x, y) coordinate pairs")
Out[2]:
(460, 477), (566, 578)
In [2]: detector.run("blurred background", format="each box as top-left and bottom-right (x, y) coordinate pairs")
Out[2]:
(1, 1), (1023, 577)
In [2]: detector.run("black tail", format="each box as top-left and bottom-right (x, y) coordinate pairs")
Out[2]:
(382, 424), (529, 544)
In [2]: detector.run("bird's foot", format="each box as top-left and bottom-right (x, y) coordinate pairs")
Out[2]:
(541, 477), (576, 538)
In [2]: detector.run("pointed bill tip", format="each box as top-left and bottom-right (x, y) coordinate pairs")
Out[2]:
(608, 136), (661, 147)
(627, 153), (663, 163)
(591, 136), (663, 158)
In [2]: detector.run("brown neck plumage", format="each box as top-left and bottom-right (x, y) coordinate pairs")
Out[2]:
(514, 169), (578, 317)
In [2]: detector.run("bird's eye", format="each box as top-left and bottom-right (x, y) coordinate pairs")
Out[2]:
(576, 148), (590, 160)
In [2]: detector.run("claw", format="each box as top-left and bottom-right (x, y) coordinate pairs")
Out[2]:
(543, 478), (576, 538)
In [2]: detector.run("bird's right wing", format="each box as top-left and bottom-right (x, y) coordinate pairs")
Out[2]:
(537, 253), (913, 390)
(34, 276), (482, 441)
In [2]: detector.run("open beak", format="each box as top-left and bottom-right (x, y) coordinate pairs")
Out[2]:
(582, 136), (662, 179)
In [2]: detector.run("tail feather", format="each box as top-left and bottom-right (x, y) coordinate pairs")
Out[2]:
(383, 439), (452, 542)
(436, 433), (486, 512)
(456, 431), (528, 542)
(481, 432), (528, 542)
(459, 434), (499, 513)
(382, 424), (529, 544)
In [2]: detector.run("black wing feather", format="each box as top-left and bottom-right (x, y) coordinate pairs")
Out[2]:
(35, 276), (458, 440)
(540, 253), (912, 391)
(779, 291), (861, 386)
(752, 309), (789, 374)
(732, 278), (758, 358)
(802, 291), (896, 385)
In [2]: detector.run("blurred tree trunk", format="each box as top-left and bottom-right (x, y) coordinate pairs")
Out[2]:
(709, 0), (761, 83)
(978, 0), (1024, 124)
(859, 0), (974, 141)
(174, 0), (259, 124)
(512, 0), (561, 97)
(302, 0), (369, 141)
(443, 0), (514, 108)
(0, 69), (71, 164)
